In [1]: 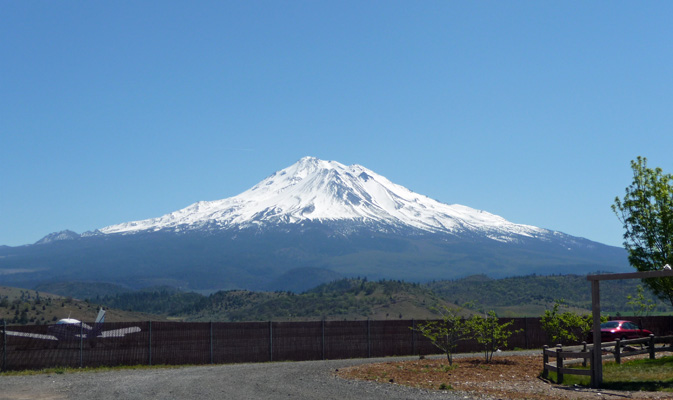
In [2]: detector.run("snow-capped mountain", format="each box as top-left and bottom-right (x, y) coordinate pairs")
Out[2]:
(0, 157), (630, 292)
(99, 156), (546, 242)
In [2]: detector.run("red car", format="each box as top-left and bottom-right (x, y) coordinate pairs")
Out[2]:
(600, 320), (653, 342)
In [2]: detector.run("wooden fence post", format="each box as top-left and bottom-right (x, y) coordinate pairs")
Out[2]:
(148, 321), (152, 366)
(582, 342), (587, 367)
(615, 339), (621, 364)
(411, 319), (416, 355)
(649, 334), (655, 360)
(542, 345), (548, 379)
(321, 319), (325, 360)
(2, 319), (6, 372)
(556, 344), (563, 384)
(367, 319), (371, 358)
(269, 321), (273, 362)
(590, 279), (602, 388)
(210, 321), (213, 364)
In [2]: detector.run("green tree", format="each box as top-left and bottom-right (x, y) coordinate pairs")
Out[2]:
(612, 156), (673, 306)
(540, 300), (599, 345)
(413, 305), (470, 365)
(626, 284), (656, 317)
(18, 308), (28, 324)
(467, 310), (519, 363)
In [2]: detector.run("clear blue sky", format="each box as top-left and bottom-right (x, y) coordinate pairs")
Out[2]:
(2, 1), (672, 247)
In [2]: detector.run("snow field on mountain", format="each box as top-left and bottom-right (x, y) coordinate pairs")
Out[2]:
(99, 157), (547, 240)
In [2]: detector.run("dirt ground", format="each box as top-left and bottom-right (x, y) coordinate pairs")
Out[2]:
(337, 354), (672, 399)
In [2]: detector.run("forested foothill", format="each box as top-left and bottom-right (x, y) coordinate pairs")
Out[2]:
(3, 273), (670, 325)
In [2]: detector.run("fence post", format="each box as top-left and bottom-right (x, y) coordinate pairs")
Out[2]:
(649, 334), (655, 360)
(524, 317), (529, 349)
(367, 319), (371, 358)
(210, 321), (214, 364)
(582, 342), (587, 367)
(409, 319), (415, 353)
(556, 344), (564, 384)
(542, 345), (548, 379)
(590, 279), (602, 388)
(321, 319), (325, 360)
(79, 321), (84, 368)
(269, 321), (273, 362)
(615, 339), (621, 364)
(148, 321), (152, 366)
(2, 319), (6, 372)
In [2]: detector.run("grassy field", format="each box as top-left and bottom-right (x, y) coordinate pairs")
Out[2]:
(547, 355), (673, 392)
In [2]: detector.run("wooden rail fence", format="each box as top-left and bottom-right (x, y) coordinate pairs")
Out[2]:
(542, 334), (673, 384)
(542, 343), (592, 384)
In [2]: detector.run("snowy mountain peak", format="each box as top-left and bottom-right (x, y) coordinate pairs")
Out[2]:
(36, 230), (79, 245)
(99, 157), (547, 240)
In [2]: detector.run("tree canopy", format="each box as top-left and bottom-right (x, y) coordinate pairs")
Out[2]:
(613, 157), (673, 306)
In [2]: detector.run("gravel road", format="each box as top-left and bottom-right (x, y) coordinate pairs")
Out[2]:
(1, 355), (494, 400)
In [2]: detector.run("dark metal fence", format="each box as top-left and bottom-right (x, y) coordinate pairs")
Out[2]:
(2, 316), (671, 371)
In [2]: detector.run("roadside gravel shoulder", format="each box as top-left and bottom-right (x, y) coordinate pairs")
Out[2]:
(1, 355), (496, 400)
(12, 350), (653, 400)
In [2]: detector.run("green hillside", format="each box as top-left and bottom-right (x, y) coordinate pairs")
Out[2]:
(0, 286), (167, 325)
(98, 274), (670, 321)
(5, 273), (671, 325)
(34, 281), (133, 299)
(428, 274), (673, 316)
(97, 279), (455, 322)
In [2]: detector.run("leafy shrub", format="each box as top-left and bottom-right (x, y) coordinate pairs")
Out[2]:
(467, 310), (520, 363)
(541, 300), (604, 345)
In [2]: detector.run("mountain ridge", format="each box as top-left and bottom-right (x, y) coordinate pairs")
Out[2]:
(92, 156), (549, 244)
(1, 157), (630, 291)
